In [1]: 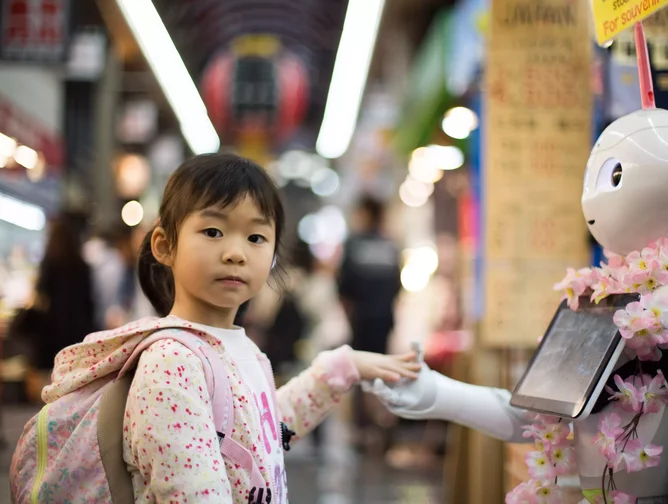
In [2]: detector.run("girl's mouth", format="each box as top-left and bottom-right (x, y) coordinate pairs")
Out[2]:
(217, 276), (246, 287)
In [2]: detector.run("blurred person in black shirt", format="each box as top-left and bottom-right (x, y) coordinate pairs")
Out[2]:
(338, 195), (402, 451)
(35, 215), (96, 368)
(19, 214), (97, 400)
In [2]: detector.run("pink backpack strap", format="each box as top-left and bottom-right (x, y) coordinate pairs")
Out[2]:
(119, 329), (231, 434)
(118, 328), (268, 495)
(257, 354), (280, 431)
(217, 353), (271, 494)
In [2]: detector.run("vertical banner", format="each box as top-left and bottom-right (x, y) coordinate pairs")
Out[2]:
(482, 0), (593, 346)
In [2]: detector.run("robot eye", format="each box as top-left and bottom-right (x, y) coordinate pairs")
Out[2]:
(595, 158), (623, 191)
(611, 163), (623, 187)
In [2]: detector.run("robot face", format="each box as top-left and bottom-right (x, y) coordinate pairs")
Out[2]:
(582, 109), (668, 255)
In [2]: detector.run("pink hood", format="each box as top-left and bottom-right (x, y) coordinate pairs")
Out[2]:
(42, 316), (205, 403)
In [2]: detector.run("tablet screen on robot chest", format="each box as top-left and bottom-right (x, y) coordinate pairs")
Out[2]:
(510, 294), (639, 419)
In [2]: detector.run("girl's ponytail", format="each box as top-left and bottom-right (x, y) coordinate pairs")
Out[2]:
(137, 227), (175, 317)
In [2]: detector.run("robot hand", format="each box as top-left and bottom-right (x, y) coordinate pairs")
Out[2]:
(361, 342), (440, 420)
(362, 366), (443, 420)
(362, 342), (531, 441)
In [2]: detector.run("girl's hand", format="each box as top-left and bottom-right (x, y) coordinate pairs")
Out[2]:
(351, 350), (422, 383)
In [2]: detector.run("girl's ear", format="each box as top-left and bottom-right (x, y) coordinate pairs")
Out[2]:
(271, 255), (277, 270)
(151, 227), (174, 267)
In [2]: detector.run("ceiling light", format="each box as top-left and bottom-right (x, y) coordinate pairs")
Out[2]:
(14, 145), (39, 169)
(115, 0), (219, 154)
(0, 193), (46, 231)
(0, 133), (17, 158)
(441, 107), (478, 140)
(121, 200), (144, 227)
(316, 0), (385, 159)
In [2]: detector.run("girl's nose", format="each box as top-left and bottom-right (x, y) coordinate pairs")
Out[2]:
(222, 248), (246, 264)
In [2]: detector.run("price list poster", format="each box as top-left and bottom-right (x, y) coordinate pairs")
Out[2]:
(481, 0), (593, 347)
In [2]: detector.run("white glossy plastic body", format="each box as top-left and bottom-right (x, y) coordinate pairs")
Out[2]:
(582, 108), (668, 254)
(369, 361), (668, 497)
(369, 108), (668, 497)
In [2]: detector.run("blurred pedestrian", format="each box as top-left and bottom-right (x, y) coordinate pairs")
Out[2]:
(338, 195), (402, 452)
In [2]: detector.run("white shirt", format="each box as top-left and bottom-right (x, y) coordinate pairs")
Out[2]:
(194, 323), (288, 503)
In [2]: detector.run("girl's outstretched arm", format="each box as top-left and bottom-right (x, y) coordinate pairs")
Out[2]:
(275, 346), (420, 440)
(125, 339), (234, 502)
(275, 345), (360, 439)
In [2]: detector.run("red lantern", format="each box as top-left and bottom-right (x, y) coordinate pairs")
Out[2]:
(201, 41), (309, 148)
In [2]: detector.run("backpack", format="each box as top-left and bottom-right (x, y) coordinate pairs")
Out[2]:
(10, 327), (272, 504)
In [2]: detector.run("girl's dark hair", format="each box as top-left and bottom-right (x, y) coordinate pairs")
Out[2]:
(138, 153), (285, 316)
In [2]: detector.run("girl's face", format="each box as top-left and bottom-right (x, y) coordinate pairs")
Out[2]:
(163, 195), (276, 326)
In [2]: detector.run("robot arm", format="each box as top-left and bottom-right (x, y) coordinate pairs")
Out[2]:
(365, 366), (533, 444)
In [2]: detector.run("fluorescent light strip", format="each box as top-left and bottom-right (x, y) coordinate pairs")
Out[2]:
(115, 0), (219, 155)
(0, 193), (46, 231)
(316, 0), (385, 159)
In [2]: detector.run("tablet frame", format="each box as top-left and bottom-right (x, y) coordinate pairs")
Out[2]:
(510, 293), (640, 420)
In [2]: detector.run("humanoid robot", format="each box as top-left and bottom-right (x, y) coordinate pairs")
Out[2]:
(368, 23), (668, 503)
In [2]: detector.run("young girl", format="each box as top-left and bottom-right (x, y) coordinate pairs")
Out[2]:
(28, 153), (420, 504)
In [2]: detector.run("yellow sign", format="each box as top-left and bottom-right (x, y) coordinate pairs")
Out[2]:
(590, 0), (668, 46)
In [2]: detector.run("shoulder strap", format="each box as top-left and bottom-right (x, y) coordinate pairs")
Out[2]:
(101, 328), (268, 502)
(100, 329), (232, 504)
(118, 329), (232, 433)
(98, 372), (135, 504)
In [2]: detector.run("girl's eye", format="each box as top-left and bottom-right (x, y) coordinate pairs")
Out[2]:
(203, 228), (222, 238)
(248, 234), (267, 244)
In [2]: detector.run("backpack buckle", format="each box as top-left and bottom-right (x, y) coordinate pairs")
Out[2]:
(280, 422), (295, 452)
(248, 486), (272, 504)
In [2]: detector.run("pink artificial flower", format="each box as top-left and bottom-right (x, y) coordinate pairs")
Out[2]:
(622, 439), (663, 472)
(613, 303), (656, 339)
(541, 423), (569, 446)
(505, 482), (536, 504)
(593, 412), (623, 459)
(626, 332), (663, 362)
(626, 248), (659, 274)
(522, 422), (547, 441)
(534, 414), (561, 426)
(609, 491), (637, 504)
(548, 443), (576, 475)
(641, 292), (668, 343)
(591, 275), (620, 304)
(525, 450), (556, 480)
(534, 483), (563, 504)
(656, 240), (668, 275)
(554, 268), (593, 310)
(625, 267), (668, 294)
(589, 492), (638, 504)
(609, 449), (627, 472)
(640, 292), (668, 321)
(654, 237), (668, 249)
(607, 375), (644, 413)
(641, 370), (668, 414)
(523, 418), (570, 447)
(603, 249), (626, 268)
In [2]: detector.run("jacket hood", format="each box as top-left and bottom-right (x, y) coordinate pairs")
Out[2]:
(42, 316), (207, 403)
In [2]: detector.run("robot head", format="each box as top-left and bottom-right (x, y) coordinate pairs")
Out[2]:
(582, 108), (668, 255)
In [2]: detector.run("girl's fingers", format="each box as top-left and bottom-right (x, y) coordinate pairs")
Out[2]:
(397, 352), (418, 362)
(381, 370), (402, 383)
(389, 364), (419, 380)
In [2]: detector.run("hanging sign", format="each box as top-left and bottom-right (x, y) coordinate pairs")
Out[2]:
(482, 0), (592, 346)
(590, 0), (668, 47)
(1, 0), (69, 62)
